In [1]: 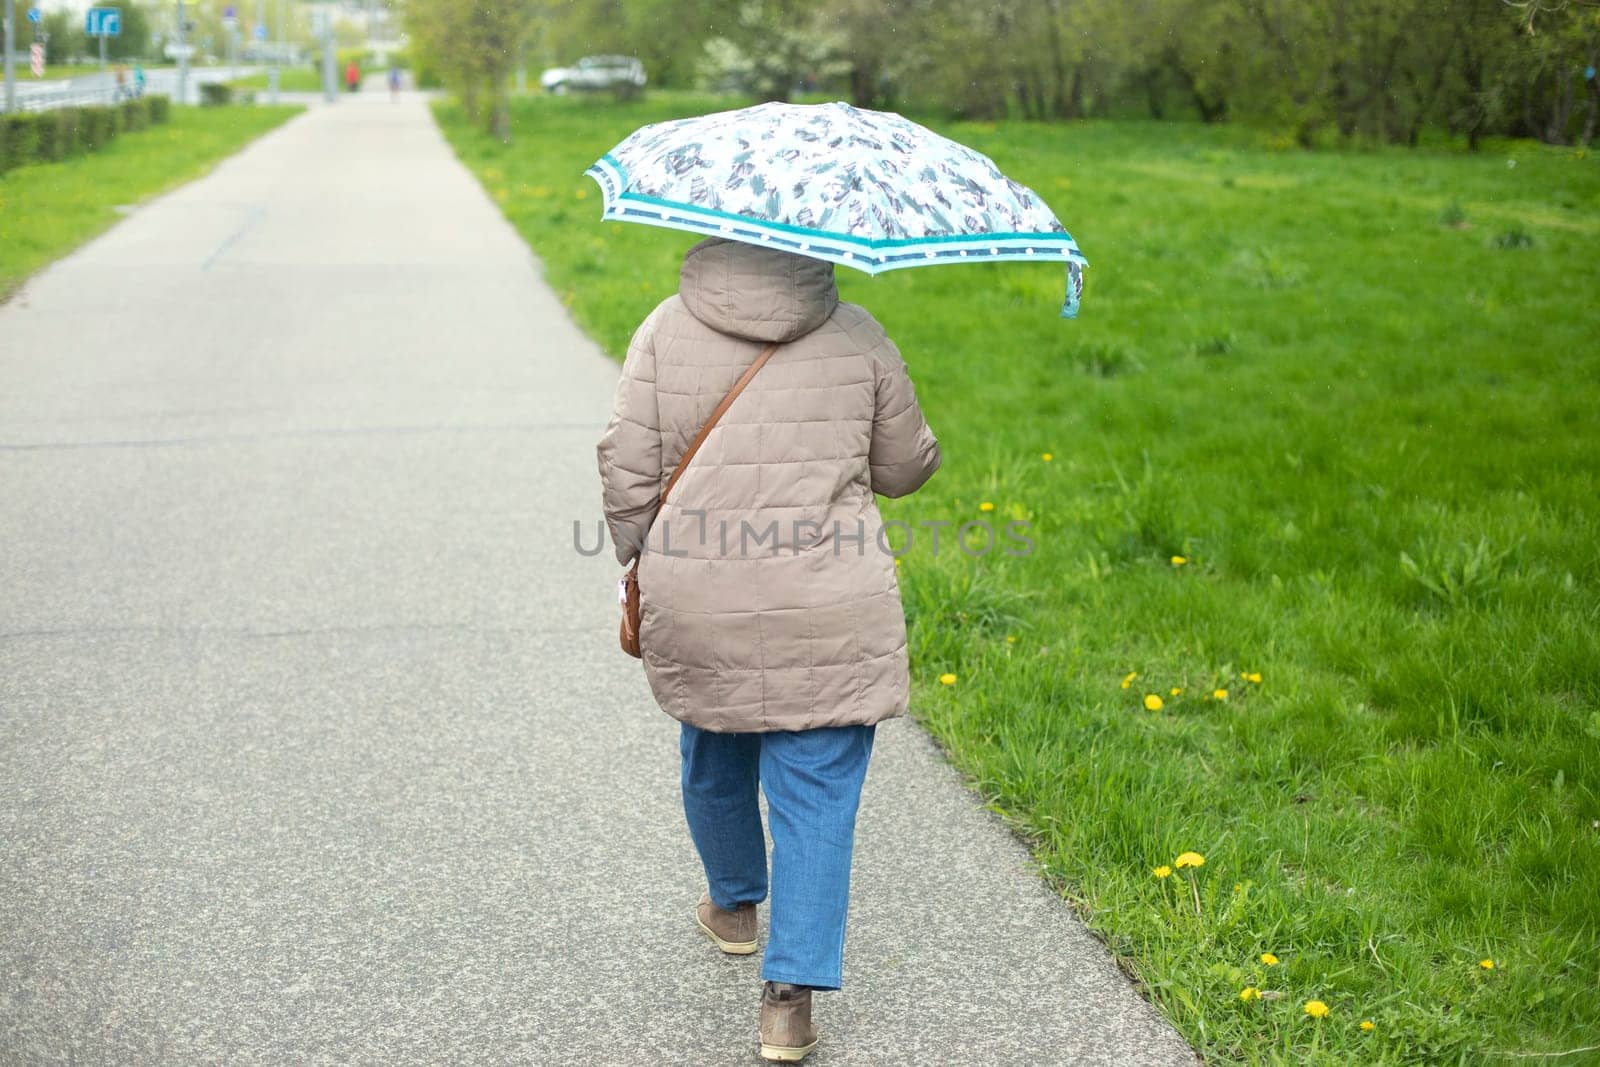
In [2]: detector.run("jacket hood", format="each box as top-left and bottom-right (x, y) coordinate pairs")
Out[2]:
(678, 238), (839, 343)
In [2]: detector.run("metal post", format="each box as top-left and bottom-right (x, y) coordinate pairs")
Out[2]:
(319, 9), (334, 103)
(99, 26), (107, 70)
(175, 0), (189, 105)
(268, 0), (280, 103)
(3, 0), (16, 114)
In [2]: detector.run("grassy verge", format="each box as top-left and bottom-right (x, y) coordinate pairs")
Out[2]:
(435, 93), (1600, 1064)
(232, 68), (327, 93)
(0, 104), (300, 300)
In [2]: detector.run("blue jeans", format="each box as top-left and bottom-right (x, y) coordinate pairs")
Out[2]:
(679, 723), (876, 991)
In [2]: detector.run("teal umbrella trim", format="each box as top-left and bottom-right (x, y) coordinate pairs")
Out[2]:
(586, 155), (1086, 269)
(585, 152), (1089, 315)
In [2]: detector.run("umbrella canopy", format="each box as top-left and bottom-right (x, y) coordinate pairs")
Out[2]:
(585, 101), (1088, 317)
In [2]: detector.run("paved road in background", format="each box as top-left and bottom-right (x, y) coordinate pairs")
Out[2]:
(4, 66), (260, 111)
(0, 92), (1196, 1065)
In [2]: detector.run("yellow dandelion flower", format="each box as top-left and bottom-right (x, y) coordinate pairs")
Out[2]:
(1360, 1020), (1375, 1032)
(939, 673), (957, 686)
(1213, 688), (1229, 700)
(1244, 671), (1262, 683)
(1005, 634), (1017, 644)
(1479, 959), (1495, 970)
(1153, 865), (1172, 879)
(1260, 952), (1279, 966)
(575, 188), (588, 199)
(1239, 987), (1260, 1002)
(1304, 1000), (1329, 1019)
(979, 501), (995, 512)
(1144, 693), (1164, 712)
(1170, 687), (1183, 696)
(1041, 452), (1054, 462)
(1174, 851), (1205, 869)
(1120, 671), (1137, 690)
(1171, 555), (1188, 566)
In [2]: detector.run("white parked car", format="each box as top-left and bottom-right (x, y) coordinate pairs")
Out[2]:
(540, 55), (646, 96)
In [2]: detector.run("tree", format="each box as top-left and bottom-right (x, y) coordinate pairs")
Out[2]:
(109, 2), (155, 63)
(40, 9), (86, 66)
(419, 0), (1599, 148)
(697, 1), (849, 102)
(409, 0), (538, 140)
(539, 0), (734, 90)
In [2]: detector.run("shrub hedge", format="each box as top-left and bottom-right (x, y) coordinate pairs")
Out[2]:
(78, 106), (122, 151)
(120, 97), (149, 133)
(1, 114), (40, 172)
(0, 95), (169, 175)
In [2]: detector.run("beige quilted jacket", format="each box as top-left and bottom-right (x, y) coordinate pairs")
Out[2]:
(596, 238), (941, 732)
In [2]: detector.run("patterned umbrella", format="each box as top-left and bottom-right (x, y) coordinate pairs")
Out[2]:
(585, 100), (1089, 318)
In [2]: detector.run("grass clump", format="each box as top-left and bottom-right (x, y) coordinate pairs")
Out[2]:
(0, 105), (301, 300)
(435, 93), (1600, 1064)
(1491, 222), (1535, 249)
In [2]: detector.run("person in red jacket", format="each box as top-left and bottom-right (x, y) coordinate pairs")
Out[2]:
(345, 59), (361, 92)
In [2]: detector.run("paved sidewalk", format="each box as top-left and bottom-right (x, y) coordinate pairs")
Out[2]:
(0, 93), (1197, 1065)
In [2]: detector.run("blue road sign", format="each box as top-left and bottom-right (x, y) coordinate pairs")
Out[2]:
(85, 7), (122, 37)
(27, 7), (43, 24)
(254, 22), (268, 40)
(222, 5), (236, 20)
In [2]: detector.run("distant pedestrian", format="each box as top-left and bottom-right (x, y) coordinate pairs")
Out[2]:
(388, 64), (402, 101)
(597, 237), (941, 1062)
(344, 59), (360, 93)
(133, 61), (146, 97)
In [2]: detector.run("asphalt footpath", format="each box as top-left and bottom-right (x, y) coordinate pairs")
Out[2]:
(0, 90), (1197, 1065)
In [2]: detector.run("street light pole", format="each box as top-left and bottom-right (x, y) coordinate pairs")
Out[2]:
(175, 0), (189, 105)
(3, 0), (16, 115)
(319, 7), (334, 103)
(264, 0), (277, 103)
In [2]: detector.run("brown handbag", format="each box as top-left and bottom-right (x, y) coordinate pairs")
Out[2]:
(620, 341), (780, 658)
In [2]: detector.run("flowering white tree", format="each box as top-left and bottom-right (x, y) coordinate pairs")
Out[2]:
(697, 1), (850, 102)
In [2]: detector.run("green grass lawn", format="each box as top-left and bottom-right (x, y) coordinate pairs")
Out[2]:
(435, 94), (1600, 1065)
(0, 104), (301, 300)
(232, 68), (327, 93)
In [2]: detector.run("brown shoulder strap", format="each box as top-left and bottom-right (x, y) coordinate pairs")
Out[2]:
(659, 342), (778, 508)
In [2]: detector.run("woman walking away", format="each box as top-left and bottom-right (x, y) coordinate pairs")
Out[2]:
(597, 237), (940, 1061)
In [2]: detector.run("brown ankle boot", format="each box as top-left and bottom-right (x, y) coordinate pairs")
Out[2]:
(696, 892), (758, 955)
(759, 981), (817, 1062)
